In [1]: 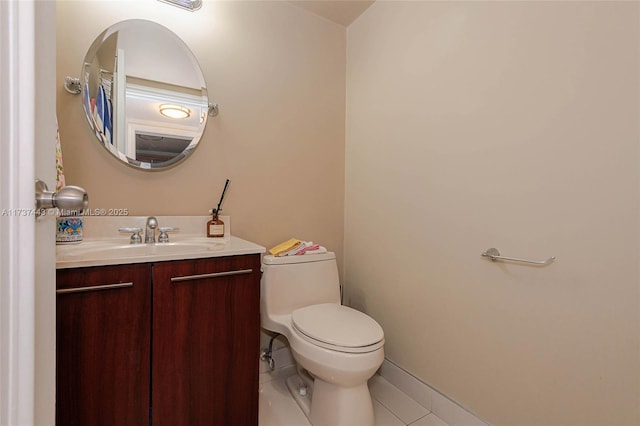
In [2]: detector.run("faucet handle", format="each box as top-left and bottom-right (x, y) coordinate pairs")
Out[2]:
(119, 227), (143, 244)
(157, 227), (179, 243)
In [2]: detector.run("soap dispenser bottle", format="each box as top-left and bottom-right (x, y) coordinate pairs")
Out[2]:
(207, 209), (224, 238)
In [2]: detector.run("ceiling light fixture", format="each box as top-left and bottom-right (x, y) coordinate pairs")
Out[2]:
(159, 104), (191, 119)
(157, 0), (202, 12)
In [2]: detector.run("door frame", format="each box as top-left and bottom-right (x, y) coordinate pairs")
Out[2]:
(0, 1), (37, 424)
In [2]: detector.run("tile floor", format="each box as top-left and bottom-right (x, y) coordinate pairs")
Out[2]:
(259, 365), (450, 426)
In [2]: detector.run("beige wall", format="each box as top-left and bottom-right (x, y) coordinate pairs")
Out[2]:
(56, 0), (345, 265)
(346, 2), (639, 425)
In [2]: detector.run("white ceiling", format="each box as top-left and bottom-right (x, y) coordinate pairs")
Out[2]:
(287, 1), (375, 27)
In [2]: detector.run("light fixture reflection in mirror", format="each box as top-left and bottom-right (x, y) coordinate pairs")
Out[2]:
(159, 104), (191, 119)
(158, 0), (202, 12)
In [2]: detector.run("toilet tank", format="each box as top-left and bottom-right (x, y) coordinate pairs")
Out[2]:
(261, 252), (341, 317)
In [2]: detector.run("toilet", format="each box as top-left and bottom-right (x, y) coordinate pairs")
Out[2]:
(260, 252), (384, 426)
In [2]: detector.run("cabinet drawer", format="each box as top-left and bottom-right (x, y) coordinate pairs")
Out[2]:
(156, 254), (261, 282)
(56, 263), (150, 292)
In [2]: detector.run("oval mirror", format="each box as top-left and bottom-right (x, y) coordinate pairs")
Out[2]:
(81, 19), (209, 170)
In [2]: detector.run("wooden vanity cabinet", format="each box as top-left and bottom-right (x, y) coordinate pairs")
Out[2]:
(56, 254), (261, 426)
(56, 263), (152, 426)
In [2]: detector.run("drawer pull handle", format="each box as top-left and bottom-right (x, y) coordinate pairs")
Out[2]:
(171, 269), (253, 283)
(56, 282), (133, 294)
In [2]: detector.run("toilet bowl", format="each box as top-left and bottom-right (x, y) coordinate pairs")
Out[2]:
(260, 253), (384, 426)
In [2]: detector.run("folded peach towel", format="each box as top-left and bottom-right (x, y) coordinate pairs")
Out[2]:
(297, 246), (327, 255)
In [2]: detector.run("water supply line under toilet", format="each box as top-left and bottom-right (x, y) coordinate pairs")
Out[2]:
(260, 333), (280, 370)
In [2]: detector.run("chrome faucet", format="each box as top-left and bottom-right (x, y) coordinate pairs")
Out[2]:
(145, 216), (158, 243)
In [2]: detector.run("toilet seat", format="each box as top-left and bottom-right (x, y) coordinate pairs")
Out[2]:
(292, 303), (384, 354)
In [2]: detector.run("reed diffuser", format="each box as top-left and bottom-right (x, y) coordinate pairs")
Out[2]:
(207, 179), (230, 238)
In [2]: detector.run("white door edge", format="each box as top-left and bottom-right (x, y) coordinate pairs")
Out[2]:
(0, 1), (37, 425)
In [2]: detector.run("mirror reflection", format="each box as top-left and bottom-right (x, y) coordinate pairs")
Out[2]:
(81, 19), (209, 170)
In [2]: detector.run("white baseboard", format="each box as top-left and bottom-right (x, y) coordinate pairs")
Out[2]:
(378, 359), (490, 426)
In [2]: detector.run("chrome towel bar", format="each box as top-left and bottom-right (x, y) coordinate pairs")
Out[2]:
(481, 248), (555, 266)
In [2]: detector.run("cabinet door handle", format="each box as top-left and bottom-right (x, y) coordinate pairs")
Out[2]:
(56, 282), (134, 294)
(170, 269), (253, 283)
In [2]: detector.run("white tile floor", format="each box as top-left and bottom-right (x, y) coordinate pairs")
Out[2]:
(259, 365), (450, 426)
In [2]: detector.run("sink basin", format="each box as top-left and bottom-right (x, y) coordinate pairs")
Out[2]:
(61, 241), (223, 258)
(56, 237), (226, 264)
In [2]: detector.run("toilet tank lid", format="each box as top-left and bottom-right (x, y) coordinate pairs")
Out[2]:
(262, 252), (336, 265)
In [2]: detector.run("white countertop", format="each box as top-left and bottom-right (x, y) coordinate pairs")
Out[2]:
(56, 235), (265, 269)
(56, 215), (265, 269)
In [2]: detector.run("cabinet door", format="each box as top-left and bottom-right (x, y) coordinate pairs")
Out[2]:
(152, 255), (261, 426)
(56, 264), (151, 426)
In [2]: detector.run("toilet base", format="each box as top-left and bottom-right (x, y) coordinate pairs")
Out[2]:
(286, 373), (375, 426)
(286, 374), (313, 417)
